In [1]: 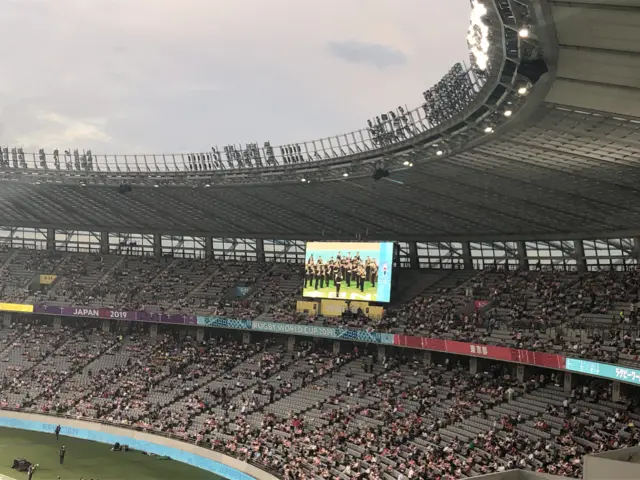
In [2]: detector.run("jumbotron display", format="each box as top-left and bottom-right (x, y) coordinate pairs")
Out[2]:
(303, 242), (394, 302)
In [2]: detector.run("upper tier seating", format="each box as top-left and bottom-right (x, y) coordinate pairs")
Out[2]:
(1, 248), (639, 366)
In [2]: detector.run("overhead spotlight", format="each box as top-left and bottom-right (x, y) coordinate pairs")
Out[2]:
(403, 160), (410, 166)
(205, 184), (211, 188)
(504, 110), (513, 117)
(372, 168), (390, 181)
(342, 172), (349, 177)
(301, 178), (306, 183)
(484, 126), (494, 133)
(154, 184), (159, 188)
(517, 87), (528, 95)
(409, 162), (414, 167)
(518, 28), (529, 38)
(436, 150), (443, 156)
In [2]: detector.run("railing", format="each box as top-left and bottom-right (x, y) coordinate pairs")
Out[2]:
(0, 406), (283, 479)
(0, 63), (487, 175)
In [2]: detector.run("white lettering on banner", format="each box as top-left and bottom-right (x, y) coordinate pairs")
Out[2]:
(616, 367), (640, 384)
(470, 344), (488, 356)
(252, 321), (336, 339)
(110, 311), (128, 319)
(73, 308), (99, 317)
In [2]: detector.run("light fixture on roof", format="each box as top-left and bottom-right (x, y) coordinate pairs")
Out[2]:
(504, 110), (513, 117)
(205, 184), (211, 188)
(517, 86), (528, 95)
(154, 184), (159, 188)
(436, 150), (443, 156)
(301, 178), (306, 183)
(409, 162), (414, 167)
(484, 126), (494, 133)
(518, 28), (530, 38)
(467, 0), (490, 71)
(403, 160), (410, 166)
(342, 172), (349, 177)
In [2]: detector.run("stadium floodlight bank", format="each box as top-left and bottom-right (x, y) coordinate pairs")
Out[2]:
(0, 0), (544, 187)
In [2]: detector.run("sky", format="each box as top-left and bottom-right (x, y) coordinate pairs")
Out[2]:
(0, 0), (471, 155)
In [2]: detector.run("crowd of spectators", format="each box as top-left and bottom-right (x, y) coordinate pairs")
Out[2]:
(0, 320), (638, 479)
(2, 248), (640, 373)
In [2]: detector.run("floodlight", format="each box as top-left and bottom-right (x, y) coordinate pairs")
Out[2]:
(518, 87), (528, 95)
(301, 178), (306, 183)
(484, 126), (493, 133)
(518, 28), (529, 38)
(436, 150), (443, 156)
(409, 163), (413, 167)
(504, 110), (513, 117)
(403, 160), (410, 166)
(342, 172), (349, 177)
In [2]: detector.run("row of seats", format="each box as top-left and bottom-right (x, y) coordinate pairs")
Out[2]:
(0, 319), (637, 479)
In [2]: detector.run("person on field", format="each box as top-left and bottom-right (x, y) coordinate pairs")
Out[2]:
(55, 424), (61, 440)
(59, 445), (66, 465)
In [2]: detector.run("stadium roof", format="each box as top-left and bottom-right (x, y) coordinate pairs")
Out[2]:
(1, 0), (639, 243)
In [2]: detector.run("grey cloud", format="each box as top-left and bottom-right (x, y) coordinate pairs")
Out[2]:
(327, 41), (408, 69)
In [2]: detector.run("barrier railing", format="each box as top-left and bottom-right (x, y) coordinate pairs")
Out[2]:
(1, 301), (565, 370)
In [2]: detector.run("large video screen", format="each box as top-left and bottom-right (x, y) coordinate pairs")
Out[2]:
(303, 242), (394, 303)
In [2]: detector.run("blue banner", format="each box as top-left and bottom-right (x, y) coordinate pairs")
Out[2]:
(566, 358), (640, 386)
(196, 316), (251, 330)
(196, 316), (394, 345)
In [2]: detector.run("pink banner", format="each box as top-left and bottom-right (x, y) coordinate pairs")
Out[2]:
(394, 335), (565, 369)
(474, 300), (490, 310)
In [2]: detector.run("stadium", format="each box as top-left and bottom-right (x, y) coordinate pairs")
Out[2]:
(0, 0), (639, 479)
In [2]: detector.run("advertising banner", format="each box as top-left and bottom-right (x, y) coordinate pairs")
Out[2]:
(0, 303), (34, 313)
(566, 358), (640, 386)
(394, 334), (565, 369)
(32, 305), (197, 325)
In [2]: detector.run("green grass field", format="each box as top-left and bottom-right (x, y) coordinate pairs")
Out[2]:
(0, 428), (225, 480)
(303, 281), (378, 301)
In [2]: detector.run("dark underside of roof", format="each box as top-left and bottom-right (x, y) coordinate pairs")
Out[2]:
(1, 105), (640, 242)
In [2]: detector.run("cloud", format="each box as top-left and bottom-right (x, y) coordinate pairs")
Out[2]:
(327, 41), (408, 69)
(0, 0), (471, 154)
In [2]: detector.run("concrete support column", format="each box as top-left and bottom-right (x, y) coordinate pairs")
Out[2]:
(100, 232), (110, 254)
(462, 242), (473, 270)
(516, 241), (528, 271)
(3, 312), (12, 327)
(153, 233), (162, 259)
(242, 332), (251, 345)
(377, 345), (386, 360)
(205, 236), (213, 259)
(255, 239), (265, 263)
(287, 336), (296, 352)
(150, 323), (158, 338)
(564, 372), (572, 393)
(196, 328), (205, 342)
(516, 365), (525, 383)
(46, 228), (56, 251)
(633, 237), (640, 264)
(101, 319), (110, 333)
(53, 316), (62, 331)
(333, 340), (341, 354)
(470, 357), (478, 375)
(424, 351), (432, 366)
(612, 381), (621, 403)
(409, 242), (419, 269)
(574, 240), (586, 272)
